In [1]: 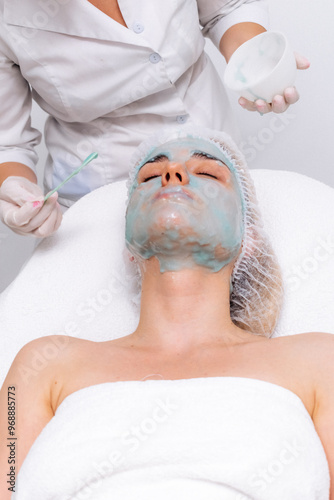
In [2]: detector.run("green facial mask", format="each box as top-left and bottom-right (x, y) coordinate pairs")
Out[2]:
(126, 138), (244, 273)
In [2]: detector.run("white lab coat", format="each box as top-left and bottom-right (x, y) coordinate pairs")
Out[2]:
(0, 0), (268, 207)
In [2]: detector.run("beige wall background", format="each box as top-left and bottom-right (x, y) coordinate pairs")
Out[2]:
(0, 0), (333, 292)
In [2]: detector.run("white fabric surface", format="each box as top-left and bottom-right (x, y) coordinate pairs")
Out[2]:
(12, 377), (330, 499)
(0, 0), (268, 207)
(0, 169), (334, 387)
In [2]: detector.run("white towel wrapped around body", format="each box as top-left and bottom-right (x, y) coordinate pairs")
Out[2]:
(13, 377), (330, 500)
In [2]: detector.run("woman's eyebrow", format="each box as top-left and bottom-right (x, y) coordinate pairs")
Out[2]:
(191, 151), (224, 162)
(144, 154), (169, 164)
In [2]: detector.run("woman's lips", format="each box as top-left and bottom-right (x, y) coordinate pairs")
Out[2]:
(153, 187), (194, 202)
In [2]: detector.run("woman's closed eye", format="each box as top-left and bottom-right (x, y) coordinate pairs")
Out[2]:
(139, 154), (168, 183)
(142, 174), (161, 182)
(196, 172), (218, 179)
(191, 152), (225, 179)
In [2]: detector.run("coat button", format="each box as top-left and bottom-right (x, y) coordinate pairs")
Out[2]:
(133, 22), (144, 34)
(176, 114), (188, 124)
(149, 53), (162, 64)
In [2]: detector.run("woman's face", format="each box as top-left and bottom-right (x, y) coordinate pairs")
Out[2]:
(126, 137), (244, 273)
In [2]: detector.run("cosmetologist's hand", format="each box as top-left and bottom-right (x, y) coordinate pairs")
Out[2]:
(0, 176), (62, 237)
(238, 52), (310, 114)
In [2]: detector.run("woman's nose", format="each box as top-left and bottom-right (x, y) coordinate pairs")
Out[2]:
(161, 162), (189, 186)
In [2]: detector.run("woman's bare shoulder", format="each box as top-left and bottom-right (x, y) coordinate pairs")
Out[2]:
(9, 335), (98, 379)
(16, 335), (94, 357)
(287, 331), (334, 349)
(15, 334), (71, 356)
(278, 331), (334, 368)
(285, 331), (334, 396)
(297, 331), (334, 379)
(276, 331), (334, 349)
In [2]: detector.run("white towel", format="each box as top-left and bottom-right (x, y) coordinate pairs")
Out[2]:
(13, 377), (330, 499)
(1, 170), (334, 386)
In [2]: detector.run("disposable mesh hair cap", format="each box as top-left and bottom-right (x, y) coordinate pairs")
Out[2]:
(126, 125), (284, 337)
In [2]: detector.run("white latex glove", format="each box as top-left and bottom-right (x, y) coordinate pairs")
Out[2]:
(0, 176), (62, 237)
(238, 52), (310, 114)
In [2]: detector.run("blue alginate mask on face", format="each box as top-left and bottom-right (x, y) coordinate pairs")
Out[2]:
(125, 137), (245, 273)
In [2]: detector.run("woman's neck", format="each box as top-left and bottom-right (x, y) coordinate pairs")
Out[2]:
(130, 258), (253, 355)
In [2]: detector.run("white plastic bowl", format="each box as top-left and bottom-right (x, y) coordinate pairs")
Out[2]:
(224, 31), (297, 103)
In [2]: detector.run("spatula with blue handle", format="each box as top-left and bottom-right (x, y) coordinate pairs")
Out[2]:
(44, 152), (98, 202)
